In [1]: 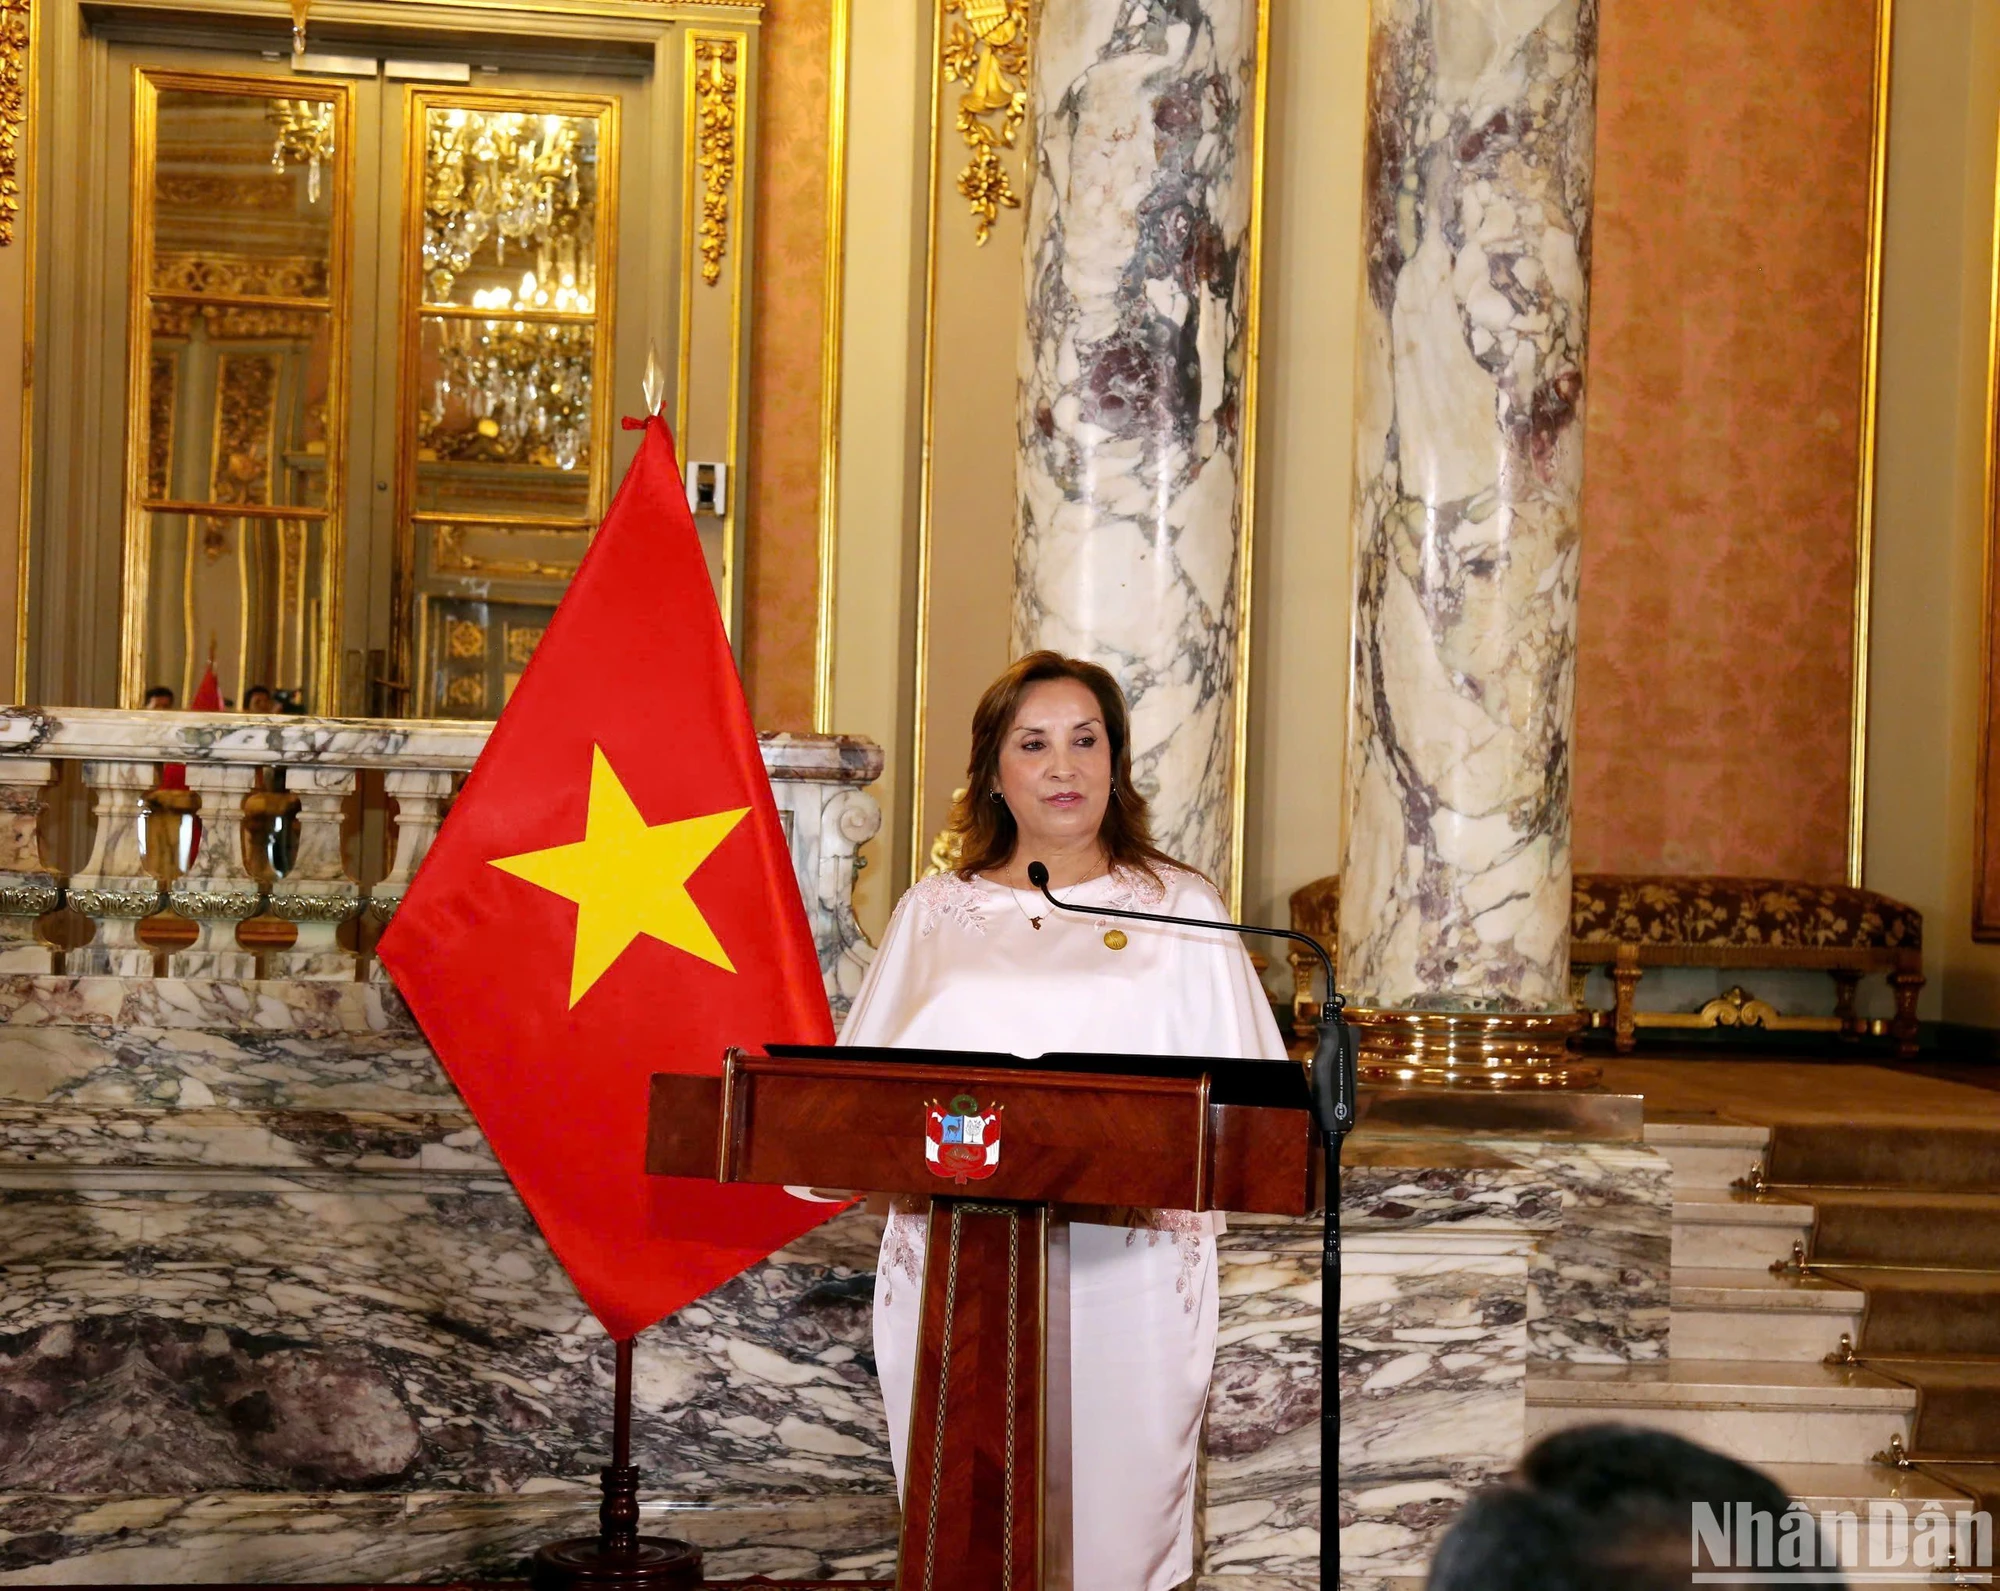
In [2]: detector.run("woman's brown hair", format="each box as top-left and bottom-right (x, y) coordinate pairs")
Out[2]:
(949, 650), (1181, 882)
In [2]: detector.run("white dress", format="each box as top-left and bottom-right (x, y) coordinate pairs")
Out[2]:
(839, 864), (1289, 1591)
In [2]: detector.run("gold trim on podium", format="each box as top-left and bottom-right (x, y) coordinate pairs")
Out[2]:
(1346, 1007), (1599, 1092)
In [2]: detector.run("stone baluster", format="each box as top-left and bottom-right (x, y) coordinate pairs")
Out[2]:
(813, 786), (883, 1022)
(366, 769), (454, 983)
(69, 760), (164, 977)
(168, 766), (263, 980)
(266, 767), (362, 981)
(0, 760), (60, 972)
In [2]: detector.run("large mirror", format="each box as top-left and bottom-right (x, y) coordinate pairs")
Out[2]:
(400, 95), (617, 720)
(128, 76), (349, 711)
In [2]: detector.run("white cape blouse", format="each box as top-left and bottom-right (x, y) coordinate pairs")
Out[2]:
(841, 864), (1289, 1591)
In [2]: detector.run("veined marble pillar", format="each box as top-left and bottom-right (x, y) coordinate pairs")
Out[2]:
(1339, 0), (1598, 1044)
(1014, 0), (1257, 889)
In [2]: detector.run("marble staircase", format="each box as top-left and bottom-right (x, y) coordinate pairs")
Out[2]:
(1524, 1117), (1975, 1516)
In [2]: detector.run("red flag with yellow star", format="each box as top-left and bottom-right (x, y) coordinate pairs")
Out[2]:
(376, 416), (835, 1340)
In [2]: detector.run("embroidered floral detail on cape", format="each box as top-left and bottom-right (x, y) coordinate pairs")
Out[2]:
(1103, 864), (1170, 912)
(880, 1207), (926, 1307)
(907, 870), (989, 936)
(1125, 1207), (1209, 1314)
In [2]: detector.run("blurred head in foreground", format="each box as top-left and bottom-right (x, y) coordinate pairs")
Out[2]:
(1426, 1424), (1840, 1591)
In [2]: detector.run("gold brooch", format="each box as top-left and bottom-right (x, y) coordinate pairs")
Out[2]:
(1102, 929), (1127, 951)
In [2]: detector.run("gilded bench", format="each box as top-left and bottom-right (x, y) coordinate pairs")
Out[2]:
(1288, 874), (1924, 1058)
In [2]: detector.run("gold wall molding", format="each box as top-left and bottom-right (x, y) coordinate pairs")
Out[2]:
(675, 25), (750, 642)
(0, 0), (27, 246)
(694, 34), (739, 286)
(1225, 0), (1272, 917)
(9, 0), (30, 694)
(907, 0), (950, 883)
(940, 0), (1030, 244)
(813, 0), (850, 733)
(432, 523), (581, 581)
(1972, 57), (2000, 939)
(1848, 0), (1894, 887)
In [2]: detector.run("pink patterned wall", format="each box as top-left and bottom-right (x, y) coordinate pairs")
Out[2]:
(1572, 0), (1879, 881)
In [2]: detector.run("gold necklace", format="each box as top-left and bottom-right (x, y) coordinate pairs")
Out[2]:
(1007, 881), (1058, 930)
(999, 873), (1128, 949)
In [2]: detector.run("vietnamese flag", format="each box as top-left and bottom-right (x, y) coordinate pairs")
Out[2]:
(376, 416), (836, 1340)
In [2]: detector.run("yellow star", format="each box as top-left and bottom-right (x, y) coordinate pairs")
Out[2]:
(491, 746), (748, 1007)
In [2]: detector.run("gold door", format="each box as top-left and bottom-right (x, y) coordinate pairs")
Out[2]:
(390, 88), (627, 720)
(26, 6), (753, 717)
(122, 65), (357, 711)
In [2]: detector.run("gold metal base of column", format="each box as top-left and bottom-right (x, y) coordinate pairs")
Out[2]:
(1346, 1007), (1599, 1091)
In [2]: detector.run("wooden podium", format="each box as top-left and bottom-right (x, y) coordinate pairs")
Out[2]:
(647, 1042), (1320, 1590)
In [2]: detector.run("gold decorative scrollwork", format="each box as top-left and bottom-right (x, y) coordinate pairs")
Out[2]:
(210, 355), (279, 510)
(693, 37), (738, 286)
(267, 98), (336, 204)
(0, 0), (26, 247)
(924, 787), (969, 876)
(150, 301), (321, 341)
(154, 250), (330, 301)
(157, 175), (295, 213)
(1697, 985), (1780, 1030)
(445, 618), (486, 659)
(443, 673), (487, 710)
(147, 355), (178, 502)
(940, 0), (1032, 245)
(504, 625), (544, 664)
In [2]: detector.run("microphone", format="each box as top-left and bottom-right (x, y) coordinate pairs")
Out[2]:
(1031, 857), (1358, 1591)
(1025, 860), (1356, 1139)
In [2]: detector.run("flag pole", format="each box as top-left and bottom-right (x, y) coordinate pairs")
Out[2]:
(528, 1336), (703, 1590)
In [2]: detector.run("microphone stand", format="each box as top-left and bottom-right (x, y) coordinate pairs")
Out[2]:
(1028, 862), (1358, 1589)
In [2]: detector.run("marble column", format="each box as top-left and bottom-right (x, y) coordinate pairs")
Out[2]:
(1339, 0), (1598, 1023)
(1014, 0), (1258, 889)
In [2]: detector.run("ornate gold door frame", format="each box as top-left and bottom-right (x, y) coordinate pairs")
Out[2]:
(17, 0), (764, 718)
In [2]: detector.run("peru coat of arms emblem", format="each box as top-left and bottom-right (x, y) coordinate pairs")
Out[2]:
(925, 1094), (1003, 1184)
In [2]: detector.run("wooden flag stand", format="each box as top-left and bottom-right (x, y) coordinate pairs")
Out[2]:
(530, 1338), (703, 1590)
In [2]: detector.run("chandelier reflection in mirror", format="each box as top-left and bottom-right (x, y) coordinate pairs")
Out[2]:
(420, 108), (598, 471)
(268, 97), (337, 204)
(425, 306), (593, 470)
(423, 109), (598, 307)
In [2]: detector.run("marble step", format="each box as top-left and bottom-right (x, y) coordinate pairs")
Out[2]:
(1762, 1461), (1976, 1515)
(1525, 1359), (1914, 1466)
(1672, 1188), (1816, 1270)
(1670, 1268), (1867, 1362)
(1645, 1118), (1771, 1196)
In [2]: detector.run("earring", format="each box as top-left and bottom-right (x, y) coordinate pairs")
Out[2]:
(990, 790), (1004, 804)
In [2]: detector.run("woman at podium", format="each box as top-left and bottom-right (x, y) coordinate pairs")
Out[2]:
(842, 651), (1289, 1591)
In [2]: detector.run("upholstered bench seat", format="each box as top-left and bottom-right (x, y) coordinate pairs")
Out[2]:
(1287, 873), (1925, 1057)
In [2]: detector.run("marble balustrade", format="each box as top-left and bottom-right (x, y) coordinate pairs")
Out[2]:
(0, 707), (885, 1018)
(0, 954), (1669, 1586)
